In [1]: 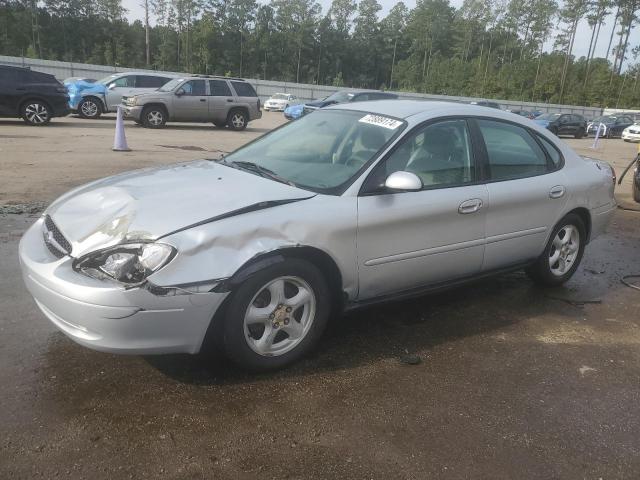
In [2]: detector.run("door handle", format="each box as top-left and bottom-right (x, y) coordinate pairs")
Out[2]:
(226, 99), (233, 102)
(458, 198), (483, 214)
(549, 185), (566, 199)
(199, 98), (206, 102)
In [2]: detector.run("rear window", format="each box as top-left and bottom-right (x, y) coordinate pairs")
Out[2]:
(209, 80), (232, 96)
(136, 75), (169, 88)
(231, 81), (257, 97)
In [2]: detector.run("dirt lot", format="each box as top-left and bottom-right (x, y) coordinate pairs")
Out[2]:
(1, 112), (640, 479)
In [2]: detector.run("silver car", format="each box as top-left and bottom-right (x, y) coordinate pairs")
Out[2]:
(19, 101), (617, 370)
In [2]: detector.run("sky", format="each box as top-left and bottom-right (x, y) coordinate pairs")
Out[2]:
(122, 0), (639, 70)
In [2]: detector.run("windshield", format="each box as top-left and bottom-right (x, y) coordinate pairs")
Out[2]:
(223, 110), (405, 193)
(272, 94), (288, 100)
(158, 78), (184, 92)
(323, 91), (355, 103)
(537, 113), (561, 121)
(97, 75), (118, 85)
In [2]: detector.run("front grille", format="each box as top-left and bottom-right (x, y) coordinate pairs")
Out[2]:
(43, 215), (72, 258)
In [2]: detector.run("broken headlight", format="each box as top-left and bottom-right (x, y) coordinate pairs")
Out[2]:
(74, 243), (176, 285)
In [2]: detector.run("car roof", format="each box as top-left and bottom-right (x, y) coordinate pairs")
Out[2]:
(327, 99), (522, 122)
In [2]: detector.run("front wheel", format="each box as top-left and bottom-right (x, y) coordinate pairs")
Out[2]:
(227, 109), (248, 131)
(526, 213), (586, 286)
(633, 174), (640, 202)
(141, 106), (167, 128)
(21, 101), (51, 125)
(78, 98), (102, 119)
(221, 258), (331, 371)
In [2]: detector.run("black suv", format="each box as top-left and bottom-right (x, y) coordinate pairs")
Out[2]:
(534, 113), (587, 138)
(0, 65), (70, 125)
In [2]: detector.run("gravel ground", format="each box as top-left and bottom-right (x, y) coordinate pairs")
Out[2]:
(1, 112), (639, 479)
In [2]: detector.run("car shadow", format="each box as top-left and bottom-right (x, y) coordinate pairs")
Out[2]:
(143, 270), (581, 385)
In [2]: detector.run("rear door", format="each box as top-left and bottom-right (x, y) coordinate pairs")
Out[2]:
(172, 79), (208, 121)
(230, 81), (259, 118)
(207, 79), (234, 122)
(475, 119), (568, 271)
(0, 68), (25, 115)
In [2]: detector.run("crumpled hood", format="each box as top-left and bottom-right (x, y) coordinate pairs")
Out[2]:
(64, 79), (106, 96)
(305, 99), (336, 108)
(46, 160), (314, 258)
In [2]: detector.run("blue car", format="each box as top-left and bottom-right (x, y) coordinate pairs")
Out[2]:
(65, 72), (176, 119)
(284, 103), (304, 120)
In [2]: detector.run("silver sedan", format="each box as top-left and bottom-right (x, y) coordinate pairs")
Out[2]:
(19, 101), (617, 370)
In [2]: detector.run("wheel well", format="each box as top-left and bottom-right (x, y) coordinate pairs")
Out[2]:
(81, 95), (106, 112)
(228, 106), (249, 119)
(143, 103), (168, 116)
(567, 207), (592, 242)
(19, 97), (51, 113)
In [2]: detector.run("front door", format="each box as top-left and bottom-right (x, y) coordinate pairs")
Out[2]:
(105, 75), (136, 111)
(357, 119), (487, 299)
(172, 80), (208, 121)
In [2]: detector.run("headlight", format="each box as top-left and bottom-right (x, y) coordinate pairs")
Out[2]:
(74, 243), (176, 285)
(126, 97), (137, 106)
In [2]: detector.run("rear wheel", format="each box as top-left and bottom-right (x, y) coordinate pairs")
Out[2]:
(21, 100), (51, 125)
(526, 213), (586, 286)
(78, 97), (102, 119)
(141, 106), (167, 128)
(227, 109), (248, 131)
(633, 175), (640, 202)
(221, 258), (330, 371)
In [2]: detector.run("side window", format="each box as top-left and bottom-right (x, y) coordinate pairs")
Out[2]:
(181, 80), (206, 96)
(208, 80), (232, 96)
(478, 119), (548, 180)
(373, 119), (474, 189)
(231, 81), (257, 97)
(136, 75), (167, 88)
(537, 135), (563, 169)
(112, 75), (134, 88)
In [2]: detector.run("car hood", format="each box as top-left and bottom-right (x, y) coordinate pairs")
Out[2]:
(305, 99), (338, 108)
(533, 119), (550, 126)
(64, 79), (106, 95)
(46, 160), (314, 258)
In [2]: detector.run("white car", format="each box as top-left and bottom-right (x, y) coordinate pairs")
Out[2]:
(19, 101), (617, 371)
(622, 123), (640, 142)
(263, 93), (299, 112)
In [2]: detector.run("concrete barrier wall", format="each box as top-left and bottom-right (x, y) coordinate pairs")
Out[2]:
(1, 55), (606, 118)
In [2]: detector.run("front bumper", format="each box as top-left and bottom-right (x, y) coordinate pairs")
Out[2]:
(19, 218), (228, 354)
(123, 105), (144, 121)
(622, 131), (640, 142)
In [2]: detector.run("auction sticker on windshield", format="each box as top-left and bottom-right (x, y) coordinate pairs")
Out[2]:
(359, 114), (403, 130)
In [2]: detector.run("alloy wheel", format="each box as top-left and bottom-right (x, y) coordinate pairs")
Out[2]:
(231, 113), (246, 129)
(80, 100), (98, 118)
(548, 225), (580, 276)
(24, 103), (49, 124)
(243, 276), (316, 357)
(147, 110), (164, 126)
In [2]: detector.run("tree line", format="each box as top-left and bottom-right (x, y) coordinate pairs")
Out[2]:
(2, 0), (640, 108)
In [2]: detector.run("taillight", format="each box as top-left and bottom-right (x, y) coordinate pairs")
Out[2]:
(257, 98), (261, 110)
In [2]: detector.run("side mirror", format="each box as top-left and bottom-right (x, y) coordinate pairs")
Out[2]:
(107, 83), (116, 90)
(175, 88), (185, 96)
(384, 171), (422, 191)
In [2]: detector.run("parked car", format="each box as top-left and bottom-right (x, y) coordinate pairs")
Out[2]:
(284, 103), (304, 120)
(470, 100), (501, 109)
(264, 93), (300, 112)
(622, 123), (640, 142)
(302, 90), (398, 116)
(19, 100), (617, 371)
(587, 115), (634, 138)
(534, 113), (587, 138)
(0, 65), (70, 125)
(122, 75), (262, 130)
(509, 109), (535, 119)
(65, 72), (177, 119)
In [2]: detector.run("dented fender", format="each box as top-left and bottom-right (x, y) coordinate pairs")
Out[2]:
(147, 195), (359, 300)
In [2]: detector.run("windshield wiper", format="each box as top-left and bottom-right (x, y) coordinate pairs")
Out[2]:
(228, 161), (297, 187)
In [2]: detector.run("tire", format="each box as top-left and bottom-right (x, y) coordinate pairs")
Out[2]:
(526, 213), (586, 286)
(633, 173), (640, 202)
(574, 128), (585, 139)
(78, 97), (102, 119)
(227, 109), (248, 131)
(213, 121), (226, 128)
(141, 105), (167, 128)
(221, 258), (331, 371)
(21, 100), (51, 126)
